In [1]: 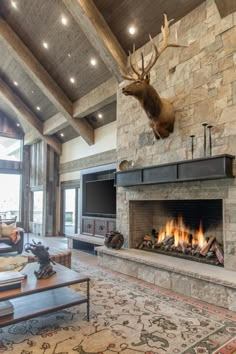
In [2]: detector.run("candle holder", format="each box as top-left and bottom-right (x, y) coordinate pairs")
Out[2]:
(202, 123), (208, 157)
(207, 125), (213, 156)
(190, 135), (195, 159)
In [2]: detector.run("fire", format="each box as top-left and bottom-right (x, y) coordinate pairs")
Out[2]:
(158, 216), (206, 248)
(194, 220), (206, 248)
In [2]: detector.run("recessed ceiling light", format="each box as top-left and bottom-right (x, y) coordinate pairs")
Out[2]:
(90, 58), (97, 66)
(70, 77), (75, 84)
(98, 113), (103, 119)
(11, 1), (17, 9)
(16, 123), (20, 127)
(36, 106), (41, 111)
(61, 16), (68, 26)
(128, 26), (136, 35)
(32, 90), (35, 94)
(42, 42), (49, 49)
(68, 53), (71, 57)
(13, 81), (18, 86)
(60, 133), (64, 137)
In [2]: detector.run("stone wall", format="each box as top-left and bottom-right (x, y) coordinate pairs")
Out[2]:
(116, 0), (236, 271)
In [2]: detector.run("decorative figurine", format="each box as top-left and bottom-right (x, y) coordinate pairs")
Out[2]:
(24, 240), (56, 279)
(104, 231), (124, 250)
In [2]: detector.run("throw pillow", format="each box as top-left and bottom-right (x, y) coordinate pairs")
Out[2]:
(1, 223), (15, 237)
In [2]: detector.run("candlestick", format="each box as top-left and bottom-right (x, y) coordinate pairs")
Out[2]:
(190, 135), (195, 159)
(207, 125), (213, 156)
(202, 123), (208, 157)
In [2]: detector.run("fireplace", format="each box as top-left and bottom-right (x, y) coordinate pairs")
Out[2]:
(129, 199), (223, 266)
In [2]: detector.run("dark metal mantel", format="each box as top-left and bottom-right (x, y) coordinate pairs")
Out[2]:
(115, 154), (235, 187)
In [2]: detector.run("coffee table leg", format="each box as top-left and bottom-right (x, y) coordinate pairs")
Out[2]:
(87, 279), (90, 321)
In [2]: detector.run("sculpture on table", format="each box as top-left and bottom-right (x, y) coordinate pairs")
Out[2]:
(104, 231), (124, 250)
(121, 14), (185, 140)
(24, 240), (56, 279)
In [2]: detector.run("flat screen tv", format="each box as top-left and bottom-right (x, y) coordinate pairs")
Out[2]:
(84, 179), (116, 216)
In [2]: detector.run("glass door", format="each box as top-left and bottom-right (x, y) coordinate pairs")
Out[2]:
(63, 188), (76, 235)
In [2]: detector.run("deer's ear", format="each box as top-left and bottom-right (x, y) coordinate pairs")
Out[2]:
(145, 74), (150, 83)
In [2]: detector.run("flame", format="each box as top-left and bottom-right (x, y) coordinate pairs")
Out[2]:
(158, 216), (206, 248)
(194, 220), (206, 248)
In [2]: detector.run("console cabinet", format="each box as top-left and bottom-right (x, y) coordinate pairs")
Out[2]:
(82, 217), (116, 238)
(82, 218), (94, 235)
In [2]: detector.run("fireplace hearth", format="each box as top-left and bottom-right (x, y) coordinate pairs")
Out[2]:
(130, 199), (223, 266)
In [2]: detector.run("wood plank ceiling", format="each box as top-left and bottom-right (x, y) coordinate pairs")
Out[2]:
(94, 0), (206, 54)
(0, 0), (206, 153)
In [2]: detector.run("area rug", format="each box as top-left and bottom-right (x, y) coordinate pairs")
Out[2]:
(0, 261), (236, 354)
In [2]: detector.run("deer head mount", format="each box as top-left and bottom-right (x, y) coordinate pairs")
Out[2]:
(122, 14), (184, 140)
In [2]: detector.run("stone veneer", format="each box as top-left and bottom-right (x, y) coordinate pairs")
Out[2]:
(115, 0), (236, 272)
(98, 0), (236, 309)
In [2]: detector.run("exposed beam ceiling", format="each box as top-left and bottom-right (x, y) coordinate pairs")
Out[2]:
(42, 77), (117, 135)
(24, 130), (41, 146)
(43, 113), (68, 136)
(63, 0), (127, 82)
(0, 77), (62, 155)
(0, 17), (94, 145)
(73, 77), (117, 118)
(214, 0), (236, 18)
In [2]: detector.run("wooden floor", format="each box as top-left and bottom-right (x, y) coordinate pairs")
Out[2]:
(26, 234), (98, 268)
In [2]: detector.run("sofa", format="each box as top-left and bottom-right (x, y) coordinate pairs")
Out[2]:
(0, 217), (24, 254)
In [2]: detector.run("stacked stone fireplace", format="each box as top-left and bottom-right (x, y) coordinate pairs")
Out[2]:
(97, 0), (236, 310)
(129, 199), (223, 266)
(116, 178), (236, 272)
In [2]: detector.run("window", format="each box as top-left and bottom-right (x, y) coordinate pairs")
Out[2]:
(0, 136), (22, 161)
(33, 191), (43, 223)
(0, 174), (21, 220)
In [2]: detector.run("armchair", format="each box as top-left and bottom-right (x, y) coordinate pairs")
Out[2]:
(0, 217), (24, 254)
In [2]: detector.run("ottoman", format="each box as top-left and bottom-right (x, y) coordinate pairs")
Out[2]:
(23, 247), (72, 268)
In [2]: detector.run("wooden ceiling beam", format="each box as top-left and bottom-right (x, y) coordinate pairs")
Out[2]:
(214, 0), (236, 18)
(0, 17), (94, 145)
(24, 130), (41, 146)
(42, 77), (117, 135)
(0, 77), (62, 155)
(73, 77), (117, 117)
(43, 113), (68, 135)
(63, 0), (127, 82)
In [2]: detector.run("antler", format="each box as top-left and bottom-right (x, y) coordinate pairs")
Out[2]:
(122, 14), (185, 81)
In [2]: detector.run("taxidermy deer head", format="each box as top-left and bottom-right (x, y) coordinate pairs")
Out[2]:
(122, 14), (184, 139)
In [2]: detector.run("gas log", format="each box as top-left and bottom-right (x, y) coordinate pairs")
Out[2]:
(137, 230), (224, 266)
(200, 236), (216, 256)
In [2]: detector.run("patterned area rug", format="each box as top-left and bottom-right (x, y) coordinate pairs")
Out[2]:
(0, 261), (236, 354)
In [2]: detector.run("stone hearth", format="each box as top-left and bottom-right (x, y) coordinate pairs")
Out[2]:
(97, 178), (236, 310)
(96, 246), (236, 311)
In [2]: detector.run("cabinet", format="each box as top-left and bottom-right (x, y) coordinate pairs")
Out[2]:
(107, 220), (116, 232)
(82, 217), (116, 238)
(94, 219), (107, 237)
(82, 218), (94, 235)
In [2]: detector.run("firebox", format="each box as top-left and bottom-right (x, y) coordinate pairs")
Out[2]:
(129, 199), (223, 266)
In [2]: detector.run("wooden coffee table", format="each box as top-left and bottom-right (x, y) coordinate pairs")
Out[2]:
(0, 263), (90, 327)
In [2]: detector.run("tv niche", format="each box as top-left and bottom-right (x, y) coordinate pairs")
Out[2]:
(82, 169), (116, 218)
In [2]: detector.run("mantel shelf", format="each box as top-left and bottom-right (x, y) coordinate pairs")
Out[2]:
(115, 154), (235, 187)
